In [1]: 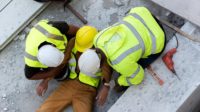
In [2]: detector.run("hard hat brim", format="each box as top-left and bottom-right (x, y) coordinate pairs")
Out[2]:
(75, 41), (93, 52)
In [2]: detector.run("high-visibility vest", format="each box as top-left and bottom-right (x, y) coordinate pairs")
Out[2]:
(94, 7), (165, 86)
(68, 48), (102, 87)
(24, 20), (67, 68)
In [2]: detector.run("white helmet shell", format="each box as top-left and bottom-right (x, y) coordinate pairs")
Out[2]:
(78, 49), (100, 76)
(37, 45), (64, 67)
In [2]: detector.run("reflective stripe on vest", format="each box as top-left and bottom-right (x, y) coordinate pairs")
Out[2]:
(95, 23), (120, 47)
(110, 20), (145, 65)
(35, 25), (64, 41)
(25, 51), (38, 61)
(126, 65), (140, 85)
(69, 57), (76, 72)
(128, 13), (157, 54)
(81, 70), (101, 79)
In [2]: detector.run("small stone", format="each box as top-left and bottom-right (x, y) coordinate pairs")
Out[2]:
(16, 90), (20, 94)
(82, 4), (89, 12)
(49, 16), (55, 19)
(114, 0), (123, 6)
(18, 34), (26, 41)
(30, 20), (38, 27)
(24, 27), (31, 34)
(3, 107), (8, 111)
(2, 94), (7, 99)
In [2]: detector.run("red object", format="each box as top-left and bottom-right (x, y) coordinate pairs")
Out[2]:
(147, 66), (164, 86)
(162, 48), (180, 80)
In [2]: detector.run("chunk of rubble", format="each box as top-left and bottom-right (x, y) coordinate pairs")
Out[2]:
(2, 94), (7, 99)
(18, 34), (26, 41)
(114, 0), (130, 7)
(3, 108), (8, 112)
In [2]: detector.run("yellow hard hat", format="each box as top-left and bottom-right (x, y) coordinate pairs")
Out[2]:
(75, 26), (98, 52)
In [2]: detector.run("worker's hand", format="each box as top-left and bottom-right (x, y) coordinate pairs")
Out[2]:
(96, 85), (110, 106)
(36, 79), (49, 96)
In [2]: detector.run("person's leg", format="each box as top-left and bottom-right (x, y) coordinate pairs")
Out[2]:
(138, 50), (164, 69)
(72, 80), (97, 112)
(37, 80), (73, 112)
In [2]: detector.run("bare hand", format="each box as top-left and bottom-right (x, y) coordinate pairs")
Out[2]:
(36, 79), (49, 96)
(96, 85), (110, 106)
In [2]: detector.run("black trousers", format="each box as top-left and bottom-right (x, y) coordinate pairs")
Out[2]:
(138, 42), (166, 69)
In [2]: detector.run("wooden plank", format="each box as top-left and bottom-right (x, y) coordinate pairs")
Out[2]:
(0, 0), (50, 50)
(150, 0), (200, 27)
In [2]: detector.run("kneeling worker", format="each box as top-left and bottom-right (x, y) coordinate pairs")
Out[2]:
(24, 20), (79, 96)
(82, 7), (166, 91)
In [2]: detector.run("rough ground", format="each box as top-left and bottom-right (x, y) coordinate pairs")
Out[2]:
(0, 0), (186, 112)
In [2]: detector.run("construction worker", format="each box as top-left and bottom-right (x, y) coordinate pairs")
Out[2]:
(81, 7), (166, 92)
(37, 26), (112, 112)
(24, 20), (79, 96)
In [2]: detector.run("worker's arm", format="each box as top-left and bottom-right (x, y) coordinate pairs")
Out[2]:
(62, 37), (75, 64)
(96, 49), (112, 106)
(27, 37), (75, 80)
(67, 25), (79, 37)
(27, 64), (66, 80)
(118, 63), (144, 86)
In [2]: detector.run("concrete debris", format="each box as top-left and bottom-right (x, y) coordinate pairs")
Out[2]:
(113, 0), (130, 7)
(16, 90), (20, 94)
(3, 108), (8, 112)
(2, 94), (7, 99)
(113, 0), (124, 6)
(30, 20), (39, 27)
(24, 27), (31, 34)
(48, 15), (55, 19)
(18, 34), (26, 41)
(82, 4), (89, 12)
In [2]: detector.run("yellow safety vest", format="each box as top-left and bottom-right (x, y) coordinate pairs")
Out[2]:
(68, 48), (102, 87)
(94, 7), (165, 86)
(24, 20), (68, 68)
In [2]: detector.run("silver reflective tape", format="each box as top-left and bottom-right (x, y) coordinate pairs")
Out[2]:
(121, 21), (145, 56)
(81, 71), (101, 79)
(129, 13), (157, 54)
(126, 77), (132, 86)
(126, 65), (140, 85)
(70, 66), (76, 72)
(95, 27), (110, 46)
(95, 23), (120, 46)
(111, 44), (140, 65)
(35, 25), (64, 41)
(69, 58), (76, 64)
(130, 65), (140, 78)
(25, 52), (38, 61)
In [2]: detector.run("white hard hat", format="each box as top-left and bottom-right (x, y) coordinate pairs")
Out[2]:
(37, 45), (64, 67)
(78, 49), (100, 76)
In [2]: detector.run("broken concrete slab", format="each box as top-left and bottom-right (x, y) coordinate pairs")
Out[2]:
(0, 0), (50, 51)
(150, 0), (200, 27)
(108, 22), (200, 112)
